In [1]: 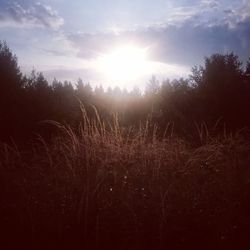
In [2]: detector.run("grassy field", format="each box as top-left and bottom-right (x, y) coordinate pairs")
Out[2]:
(1, 112), (250, 250)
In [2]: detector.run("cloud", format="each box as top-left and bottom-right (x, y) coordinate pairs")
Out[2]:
(67, 31), (139, 59)
(40, 48), (69, 57)
(3, 0), (249, 84)
(66, 14), (250, 68)
(148, 22), (250, 66)
(0, 1), (64, 30)
(165, 0), (219, 26)
(201, 0), (219, 9)
(219, 1), (250, 28)
(223, 9), (234, 15)
(43, 67), (100, 83)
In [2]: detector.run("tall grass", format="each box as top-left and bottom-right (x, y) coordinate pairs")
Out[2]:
(1, 109), (250, 250)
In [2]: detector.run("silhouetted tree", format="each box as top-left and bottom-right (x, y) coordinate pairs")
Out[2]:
(0, 41), (26, 140)
(246, 58), (250, 75)
(0, 41), (23, 92)
(190, 52), (249, 129)
(145, 75), (160, 96)
(94, 85), (104, 96)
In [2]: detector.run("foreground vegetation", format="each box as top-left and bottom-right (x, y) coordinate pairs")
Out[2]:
(1, 114), (250, 249)
(1, 41), (250, 249)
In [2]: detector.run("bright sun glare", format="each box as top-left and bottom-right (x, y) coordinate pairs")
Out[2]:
(98, 45), (149, 84)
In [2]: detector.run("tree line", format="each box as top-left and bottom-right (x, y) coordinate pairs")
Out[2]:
(1, 40), (250, 143)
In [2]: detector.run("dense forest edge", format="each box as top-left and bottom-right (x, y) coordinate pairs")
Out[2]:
(1, 40), (250, 143)
(1, 40), (250, 250)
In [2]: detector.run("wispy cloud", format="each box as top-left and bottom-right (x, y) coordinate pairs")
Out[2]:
(222, 1), (250, 28)
(165, 0), (219, 25)
(0, 1), (64, 30)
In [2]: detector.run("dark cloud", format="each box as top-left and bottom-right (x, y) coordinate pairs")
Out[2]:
(0, 1), (63, 30)
(151, 23), (250, 66)
(223, 9), (234, 15)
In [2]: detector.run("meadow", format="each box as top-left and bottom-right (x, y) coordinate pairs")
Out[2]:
(1, 111), (250, 249)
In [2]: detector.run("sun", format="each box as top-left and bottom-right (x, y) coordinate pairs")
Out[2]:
(98, 45), (149, 83)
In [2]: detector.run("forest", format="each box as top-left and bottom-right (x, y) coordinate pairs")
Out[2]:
(1, 40), (250, 249)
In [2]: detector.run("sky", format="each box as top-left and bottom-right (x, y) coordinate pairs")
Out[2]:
(0, 0), (250, 89)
